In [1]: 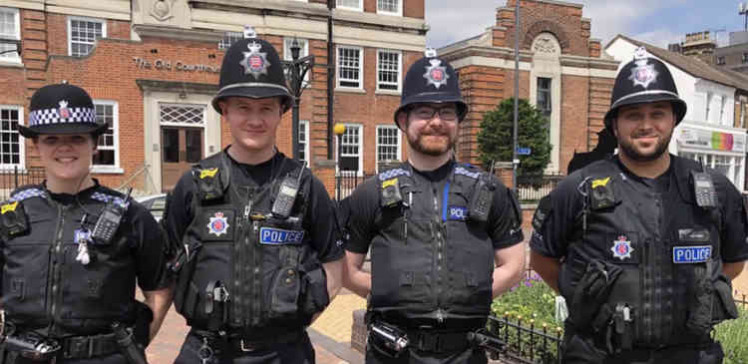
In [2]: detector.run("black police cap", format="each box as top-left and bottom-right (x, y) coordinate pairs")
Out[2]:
(604, 47), (687, 132)
(393, 51), (468, 128)
(18, 83), (107, 138)
(212, 37), (293, 114)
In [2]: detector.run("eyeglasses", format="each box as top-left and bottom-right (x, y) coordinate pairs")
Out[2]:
(410, 105), (459, 121)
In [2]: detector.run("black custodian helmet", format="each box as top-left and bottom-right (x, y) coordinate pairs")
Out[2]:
(19, 83), (107, 138)
(604, 47), (687, 132)
(393, 50), (468, 128)
(212, 34), (293, 114)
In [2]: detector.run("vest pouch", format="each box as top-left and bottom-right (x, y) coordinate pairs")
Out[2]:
(711, 275), (739, 323)
(173, 245), (201, 320)
(269, 267), (301, 318)
(301, 267), (329, 316)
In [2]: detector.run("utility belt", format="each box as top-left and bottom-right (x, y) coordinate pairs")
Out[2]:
(1, 331), (120, 362)
(190, 328), (304, 362)
(367, 320), (506, 358)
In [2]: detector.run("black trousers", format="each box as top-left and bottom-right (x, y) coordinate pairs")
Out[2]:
(174, 329), (315, 364)
(365, 344), (487, 364)
(563, 336), (725, 364)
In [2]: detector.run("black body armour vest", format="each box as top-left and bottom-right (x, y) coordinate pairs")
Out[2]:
(0, 186), (138, 336)
(173, 153), (329, 335)
(559, 157), (739, 349)
(370, 163), (505, 329)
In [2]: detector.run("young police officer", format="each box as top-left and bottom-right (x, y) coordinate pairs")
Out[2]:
(343, 51), (526, 363)
(0, 83), (173, 363)
(163, 32), (344, 363)
(530, 47), (748, 363)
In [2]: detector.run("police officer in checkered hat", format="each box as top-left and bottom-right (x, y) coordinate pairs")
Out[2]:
(0, 83), (173, 363)
(342, 49), (525, 364)
(530, 46), (748, 363)
(164, 28), (344, 364)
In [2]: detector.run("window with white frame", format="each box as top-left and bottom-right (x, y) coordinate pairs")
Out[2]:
(218, 31), (243, 50)
(336, 0), (362, 10)
(377, 50), (401, 92)
(0, 8), (20, 62)
(338, 46), (363, 89)
(339, 124), (362, 173)
(68, 17), (106, 57)
(705, 92), (713, 122)
(0, 106), (22, 169)
(377, 0), (401, 15)
(92, 101), (118, 169)
(299, 120), (310, 165)
(376, 125), (400, 170)
(284, 38), (311, 86)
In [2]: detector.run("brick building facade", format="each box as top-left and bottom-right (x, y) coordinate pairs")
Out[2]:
(0, 0), (426, 195)
(438, 0), (618, 173)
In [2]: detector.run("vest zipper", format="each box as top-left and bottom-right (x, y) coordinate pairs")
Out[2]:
(47, 204), (66, 335)
(432, 184), (445, 315)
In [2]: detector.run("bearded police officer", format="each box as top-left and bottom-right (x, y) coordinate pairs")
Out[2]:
(342, 50), (526, 363)
(163, 31), (344, 363)
(530, 47), (748, 363)
(0, 83), (173, 363)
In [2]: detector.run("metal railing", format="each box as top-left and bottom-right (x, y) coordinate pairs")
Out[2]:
(735, 293), (747, 310)
(487, 314), (563, 364)
(516, 173), (564, 203)
(0, 166), (45, 200)
(336, 170), (373, 200)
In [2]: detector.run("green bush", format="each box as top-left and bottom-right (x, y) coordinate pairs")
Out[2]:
(490, 273), (563, 363)
(715, 306), (748, 364)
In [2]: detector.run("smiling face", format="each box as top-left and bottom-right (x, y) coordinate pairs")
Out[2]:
(399, 102), (459, 157)
(33, 133), (96, 184)
(613, 101), (676, 162)
(219, 97), (283, 159)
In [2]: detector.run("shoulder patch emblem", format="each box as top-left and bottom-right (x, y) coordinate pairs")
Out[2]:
(200, 168), (219, 179)
(1, 202), (18, 214)
(207, 212), (230, 237)
(611, 235), (634, 260)
(592, 177), (611, 189)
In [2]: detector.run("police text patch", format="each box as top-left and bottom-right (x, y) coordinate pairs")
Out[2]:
(260, 227), (304, 245)
(448, 206), (468, 221)
(673, 246), (711, 264)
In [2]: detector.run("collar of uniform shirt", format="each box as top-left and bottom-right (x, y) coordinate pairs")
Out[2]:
(409, 159), (455, 182)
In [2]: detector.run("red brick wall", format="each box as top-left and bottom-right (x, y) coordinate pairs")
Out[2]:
(404, 0), (424, 19)
(560, 75), (590, 171)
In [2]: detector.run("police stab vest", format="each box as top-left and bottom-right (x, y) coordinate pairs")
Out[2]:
(0, 186), (138, 336)
(559, 157), (739, 349)
(370, 163), (513, 328)
(173, 152), (329, 335)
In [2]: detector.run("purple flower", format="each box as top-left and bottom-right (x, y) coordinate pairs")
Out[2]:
(524, 281), (533, 287)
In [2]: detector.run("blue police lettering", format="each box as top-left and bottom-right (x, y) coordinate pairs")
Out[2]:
(260, 227), (304, 245)
(673, 246), (711, 264)
(449, 206), (468, 220)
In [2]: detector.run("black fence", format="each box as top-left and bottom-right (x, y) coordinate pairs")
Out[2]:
(335, 170), (373, 200)
(735, 294), (748, 310)
(516, 173), (564, 203)
(487, 314), (563, 364)
(0, 166), (45, 200)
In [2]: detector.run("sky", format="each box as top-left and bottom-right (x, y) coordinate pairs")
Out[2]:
(425, 0), (745, 50)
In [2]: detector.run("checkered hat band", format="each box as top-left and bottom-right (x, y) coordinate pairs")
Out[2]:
(28, 107), (97, 127)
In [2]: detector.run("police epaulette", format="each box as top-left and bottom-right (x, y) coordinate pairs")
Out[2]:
(378, 168), (411, 181)
(8, 187), (47, 202)
(454, 165), (481, 179)
(91, 191), (129, 209)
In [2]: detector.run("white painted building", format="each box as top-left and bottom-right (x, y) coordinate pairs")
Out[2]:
(606, 35), (747, 191)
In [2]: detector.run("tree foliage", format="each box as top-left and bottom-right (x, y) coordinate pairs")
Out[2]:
(477, 98), (552, 177)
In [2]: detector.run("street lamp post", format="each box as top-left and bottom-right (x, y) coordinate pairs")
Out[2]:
(333, 123), (346, 201)
(282, 38), (315, 161)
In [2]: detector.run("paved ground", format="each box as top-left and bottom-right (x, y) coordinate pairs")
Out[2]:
(734, 265), (748, 300)
(145, 290), (366, 364)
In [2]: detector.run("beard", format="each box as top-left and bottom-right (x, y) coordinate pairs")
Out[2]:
(408, 132), (456, 156)
(618, 129), (673, 162)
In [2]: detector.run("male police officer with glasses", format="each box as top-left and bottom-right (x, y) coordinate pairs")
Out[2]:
(0, 83), (172, 363)
(342, 50), (526, 364)
(530, 47), (748, 363)
(163, 30), (344, 363)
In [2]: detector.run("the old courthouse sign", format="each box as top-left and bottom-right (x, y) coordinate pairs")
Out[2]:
(132, 57), (220, 73)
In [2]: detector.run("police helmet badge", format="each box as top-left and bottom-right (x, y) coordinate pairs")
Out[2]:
(241, 41), (270, 80)
(423, 59), (449, 89)
(207, 212), (230, 237)
(611, 235), (634, 260)
(628, 47), (658, 89)
(58, 100), (71, 119)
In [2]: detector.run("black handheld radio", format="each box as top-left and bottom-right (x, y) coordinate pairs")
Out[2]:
(92, 188), (132, 244)
(272, 164), (305, 219)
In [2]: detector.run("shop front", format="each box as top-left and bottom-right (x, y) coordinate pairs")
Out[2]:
(675, 124), (746, 190)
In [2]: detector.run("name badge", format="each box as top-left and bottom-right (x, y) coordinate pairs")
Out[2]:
(673, 245), (712, 264)
(260, 227), (304, 245)
(448, 206), (468, 221)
